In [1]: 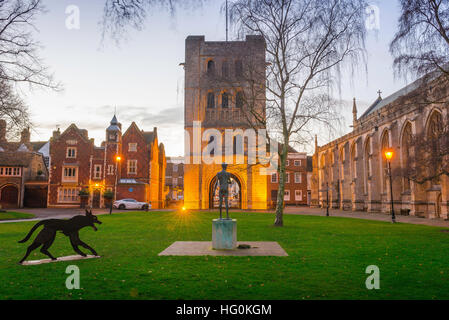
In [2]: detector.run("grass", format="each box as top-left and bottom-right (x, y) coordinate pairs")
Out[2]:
(1, 210), (449, 300)
(0, 211), (35, 221)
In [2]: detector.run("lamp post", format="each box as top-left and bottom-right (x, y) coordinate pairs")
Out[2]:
(111, 155), (121, 214)
(384, 148), (395, 223)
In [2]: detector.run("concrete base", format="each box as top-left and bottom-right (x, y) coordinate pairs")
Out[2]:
(158, 241), (288, 256)
(212, 219), (237, 250)
(21, 255), (101, 266)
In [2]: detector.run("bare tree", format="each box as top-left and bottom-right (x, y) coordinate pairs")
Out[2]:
(229, 0), (367, 226)
(0, 79), (30, 140)
(101, 0), (208, 42)
(0, 0), (58, 89)
(390, 0), (449, 80)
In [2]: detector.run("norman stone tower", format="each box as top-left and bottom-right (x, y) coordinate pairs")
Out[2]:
(183, 35), (268, 210)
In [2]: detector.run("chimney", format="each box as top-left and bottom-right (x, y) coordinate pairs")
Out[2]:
(20, 127), (30, 143)
(52, 128), (61, 140)
(0, 120), (6, 142)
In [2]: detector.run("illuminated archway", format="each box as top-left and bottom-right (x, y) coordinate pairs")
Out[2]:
(209, 174), (242, 209)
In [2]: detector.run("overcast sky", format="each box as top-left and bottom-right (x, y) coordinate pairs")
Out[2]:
(22, 0), (412, 156)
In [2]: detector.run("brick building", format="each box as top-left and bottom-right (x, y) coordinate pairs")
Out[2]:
(268, 152), (310, 207)
(48, 116), (167, 209)
(166, 156), (184, 202)
(0, 121), (49, 208)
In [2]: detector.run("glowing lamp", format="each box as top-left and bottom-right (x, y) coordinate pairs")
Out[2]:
(116, 156), (122, 162)
(384, 148), (394, 161)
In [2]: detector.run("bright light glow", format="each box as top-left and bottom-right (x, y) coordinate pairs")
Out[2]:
(182, 207), (186, 211)
(384, 149), (394, 161)
(116, 156), (121, 162)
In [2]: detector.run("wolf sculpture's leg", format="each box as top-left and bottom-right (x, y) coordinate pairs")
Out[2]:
(69, 233), (87, 257)
(19, 242), (41, 264)
(40, 230), (57, 260)
(77, 237), (98, 256)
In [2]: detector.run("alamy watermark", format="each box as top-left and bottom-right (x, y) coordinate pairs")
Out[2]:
(365, 265), (380, 290)
(65, 5), (80, 30)
(65, 265), (80, 290)
(184, 121), (278, 175)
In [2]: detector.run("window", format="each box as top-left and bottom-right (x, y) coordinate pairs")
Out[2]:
(271, 190), (278, 201)
(222, 61), (229, 78)
(173, 164), (178, 172)
(207, 60), (215, 74)
(107, 165), (114, 175)
(271, 173), (278, 183)
(0, 167), (21, 176)
(94, 165), (102, 179)
(284, 190), (290, 201)
(235, 60), (243, 77)
(295, 172), (302, 184)
(294, 160), (301, 166)
(236, 91), (244, 108)
(285, 173), (290, 183)
(207, 92), (215, 109)
(127, 160), (137, 174)
(109, 133), (117, 142)
(173, 178), (178, 186)
(295, 190), (302, 201)
(286, 160), (290, 166)
(222, 92), (229, 108)
(62, 166), (78, 182)
(67, 147), (76, 158)
(128, 143), (137, 152)
(58, 187), (80, 203)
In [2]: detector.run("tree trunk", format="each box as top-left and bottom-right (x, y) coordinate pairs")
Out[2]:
(274, 140), (289, 227)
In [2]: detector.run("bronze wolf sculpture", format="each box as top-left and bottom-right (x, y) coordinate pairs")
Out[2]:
(18, 209), (102, 264)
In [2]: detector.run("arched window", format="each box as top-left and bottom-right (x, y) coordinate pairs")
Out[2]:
(208, 136), (215, 156)
(222, 61), (229, 78)
(236, 91), (244, 108)
(364, 137), (371, 193)
(222, 92), (229, 108)
(340, 148), (345, 181)
(381, 131), (390, 192)
(207, 92), (215, 109)
(426, 111), (443, 184)
(350, 143), (357, 179)
(235, 60), (243, 77)
(320, 154), (326, 187)
(401, 122), (412, 191)
(207, 60), (215, 74)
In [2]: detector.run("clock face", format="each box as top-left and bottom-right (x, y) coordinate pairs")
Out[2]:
(109, 134), (116, 141)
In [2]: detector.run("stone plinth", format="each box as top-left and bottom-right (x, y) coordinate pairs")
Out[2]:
(212, 219), (237, 250)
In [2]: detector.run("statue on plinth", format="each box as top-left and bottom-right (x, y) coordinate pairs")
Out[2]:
(214, 163), (232, 220)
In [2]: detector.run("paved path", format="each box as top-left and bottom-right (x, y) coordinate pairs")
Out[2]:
(282, 206), (449, 228)
(2, 207), (448, 228)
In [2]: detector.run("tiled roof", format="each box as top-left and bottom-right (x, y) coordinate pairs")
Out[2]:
(0, 152), (34, 166)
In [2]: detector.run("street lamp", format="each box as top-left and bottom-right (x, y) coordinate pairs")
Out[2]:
(384, 148), (396, 223)
(111, 155), (121, 214)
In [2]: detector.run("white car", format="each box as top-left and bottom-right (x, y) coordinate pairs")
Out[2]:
(113, 199), (151, 210)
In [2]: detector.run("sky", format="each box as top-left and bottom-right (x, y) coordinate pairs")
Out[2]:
(22, 0), (411, 156)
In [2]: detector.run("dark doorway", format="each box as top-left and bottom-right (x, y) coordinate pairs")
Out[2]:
(24, 186), (47, 208)
(92, 189), (101, 208)
(1, 185), (19, 208)
(209, 174), (242, 209)
(437, 193), (442, 218)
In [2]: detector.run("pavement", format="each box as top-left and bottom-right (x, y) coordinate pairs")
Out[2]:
(1, 206), (449, 228)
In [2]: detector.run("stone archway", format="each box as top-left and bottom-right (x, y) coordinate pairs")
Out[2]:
(1, 185), (19, 208)
(209, 173), (242, 209)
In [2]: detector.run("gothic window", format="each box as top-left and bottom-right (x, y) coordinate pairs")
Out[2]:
(350, 143), (357, 179)
(207, 92), (215, 109)
(222, 61), (229, 78)
(381, 131), (390, 192)
(236, 91), (244, 108)
(426, 111), (443, 184)
(235, 60), (243, 77)
(364, 137), (371, 194)
(222, 92), (229, 108)
(208, 136), (215, 156)
(402, 123), (412, 191)
(207, 60), (215, 74)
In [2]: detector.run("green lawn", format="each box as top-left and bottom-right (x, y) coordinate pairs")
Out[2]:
(0, 211), (35, 221)
(1, 211), (449, 300)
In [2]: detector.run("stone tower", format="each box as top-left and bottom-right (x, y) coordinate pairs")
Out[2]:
(183, 35), (268, 210)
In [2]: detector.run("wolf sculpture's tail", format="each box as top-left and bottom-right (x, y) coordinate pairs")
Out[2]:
(18, 220), (45, 243)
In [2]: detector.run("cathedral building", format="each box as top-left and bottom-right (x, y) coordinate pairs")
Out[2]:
(311, 74), (448, 219)
(48, 116), (167, 209)
(183, 35), (269, 210)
